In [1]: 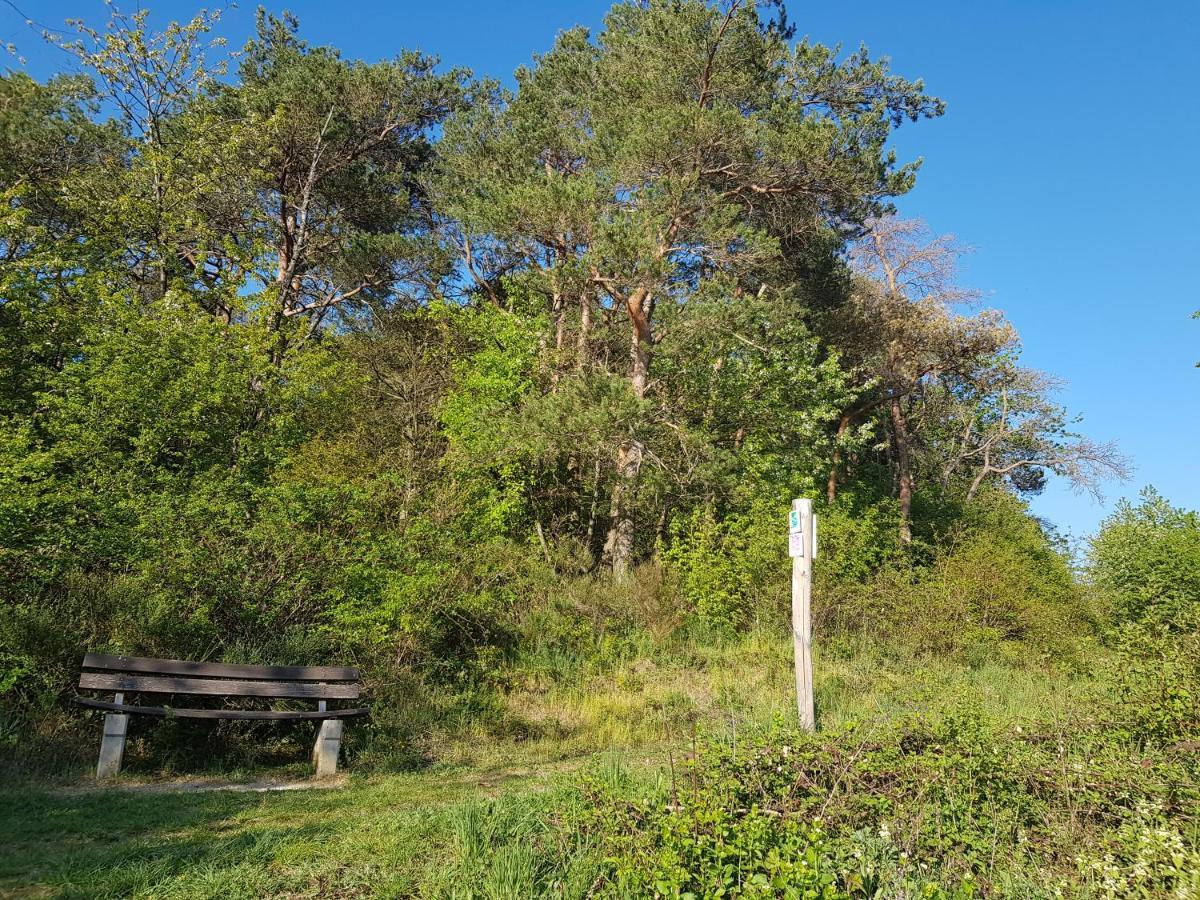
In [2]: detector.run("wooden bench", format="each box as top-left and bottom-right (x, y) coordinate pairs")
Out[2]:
(75, 653), (368, 778)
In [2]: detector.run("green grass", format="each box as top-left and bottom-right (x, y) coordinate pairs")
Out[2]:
(417, 629), (1091, 771)
(0, 764), (610, 898)
(0, 632), (1103, 898)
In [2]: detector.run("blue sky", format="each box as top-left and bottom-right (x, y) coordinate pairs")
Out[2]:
(6, 0), (1199, 539)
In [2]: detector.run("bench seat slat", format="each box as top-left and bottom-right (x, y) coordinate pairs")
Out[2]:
(82, 653), (357, 682)
(75, 697), (369, 720)
(79, 672), (360, 699)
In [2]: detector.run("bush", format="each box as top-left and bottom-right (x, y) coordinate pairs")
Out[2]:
(813, 494), (904, 589)
(578, 744), (851, 898)
(1089, 487), (1200, 630)
(1105, 625), (1200, 749)
(661, 497), (792, 634)
(820, 492), (1089, 661)
(577, 682), (1200, 898)
(664, 492), (906, 636)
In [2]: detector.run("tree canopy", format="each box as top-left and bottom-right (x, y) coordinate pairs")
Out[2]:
(1, 0), (1129, 725)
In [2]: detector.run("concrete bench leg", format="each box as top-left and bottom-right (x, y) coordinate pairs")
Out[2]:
(312, 719), (343, 777)
(96, 713), (129, 778)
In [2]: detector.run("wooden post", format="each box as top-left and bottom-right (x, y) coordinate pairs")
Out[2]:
(312, 718), (343, 777)
(96, 692), (128, 778)
(791, 498), (815, 731)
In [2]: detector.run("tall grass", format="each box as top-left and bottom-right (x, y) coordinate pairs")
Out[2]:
(405, 625), (1098, 773)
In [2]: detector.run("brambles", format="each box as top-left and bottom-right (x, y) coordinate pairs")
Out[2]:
(577, 671), (1200, 898)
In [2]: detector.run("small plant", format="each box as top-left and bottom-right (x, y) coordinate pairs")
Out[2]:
(1078, 801), (1200, 899)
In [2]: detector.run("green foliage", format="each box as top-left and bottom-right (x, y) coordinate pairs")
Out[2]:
(579, 672), (1200, 899)
(588, 789), (847, 898)
(0, 72), (120, 418)
(1089, 487), (1200, 630)
(813, 494), (904, 588)
(440, 301), (544, 461)
(820, 491), (1088, 661)
(662, 495), (802, 634)
(663, 505), (762, 632)
(0, 1), (1140, 801)
(1105, 625), (1200, 749)
(1077, 800), (1200, 899)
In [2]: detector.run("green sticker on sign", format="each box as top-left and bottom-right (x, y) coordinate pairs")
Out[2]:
(789, 509), (802, 533)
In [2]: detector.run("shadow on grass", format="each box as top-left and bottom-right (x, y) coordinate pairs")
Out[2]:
(0, 780), (367, 897)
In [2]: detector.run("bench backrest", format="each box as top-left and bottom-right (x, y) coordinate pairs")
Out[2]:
(78, 653), (361, 700)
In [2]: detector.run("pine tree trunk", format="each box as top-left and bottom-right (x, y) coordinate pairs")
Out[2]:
(553, 292), (565, 352)
(577, 290), (591, 372)
(603, 286), (652, 579)
(603, 436), (643, 580)
(826, 412), (851, 503)
(889, 396), (913, 545)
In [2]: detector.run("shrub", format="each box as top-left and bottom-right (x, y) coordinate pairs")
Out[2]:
(664, 492), (905, 635)
(577, 686), (1200, 898)
(821, 492), (1089, 661)
(1077, 800), (1200, 899)
(578, 742), (850, 898)
(1105, 625), (1200, 749)
(1089, 487), (1200, 630)
(812, 495), (904, 589)
(661, 497), (791, 634)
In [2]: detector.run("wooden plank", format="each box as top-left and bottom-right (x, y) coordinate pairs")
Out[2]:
(78, 672), (360, 699)
(82, 653), (357, 682)
(75, 697), (370, 720)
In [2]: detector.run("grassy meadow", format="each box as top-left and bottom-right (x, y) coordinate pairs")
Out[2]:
(1, 631), (1158, 899)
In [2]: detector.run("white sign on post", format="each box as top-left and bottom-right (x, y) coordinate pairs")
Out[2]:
(788, 529), (805, 558)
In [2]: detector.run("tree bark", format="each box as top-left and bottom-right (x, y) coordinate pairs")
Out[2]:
(552, 290), (565, 352)
(889, 395), (913, 545)
(625, 286), (652, 398)
(603, 437), (643, 580)
(577, 290), (591, 372)
(965, 467), (989, 503)
(603, 285), (652, 579)
(965, 445), (993, 503)
(826, 412), (852, 504)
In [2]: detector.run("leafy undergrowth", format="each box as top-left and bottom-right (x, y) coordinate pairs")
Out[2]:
(579, 711), (1200, 898)
(4, 633), (1199, 898)
(5, 706), (1197, 898)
